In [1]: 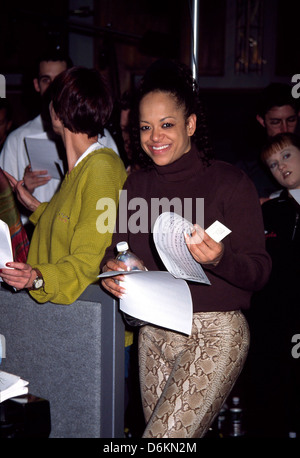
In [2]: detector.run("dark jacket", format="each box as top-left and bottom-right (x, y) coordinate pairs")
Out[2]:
(261, 189), (300, 316)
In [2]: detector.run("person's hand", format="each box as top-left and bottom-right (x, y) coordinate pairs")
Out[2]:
(3, 170), (41, 212)
(23, 165), (51, 194)
(0, 262), (37, 290)
(185, 224), (224, 266)
(101, 258), (128, 299)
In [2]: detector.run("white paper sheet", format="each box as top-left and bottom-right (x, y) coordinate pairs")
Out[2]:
(289, 189), (300, 205)
(24, 132), (64, 180)
(153, 213), (231, 283)
(0, 220), (13, 277)
(98, 270), (193, 334)
(98, 214), (231, 334)
(0, 370), (29, 403)
(153, 212), (211, 284)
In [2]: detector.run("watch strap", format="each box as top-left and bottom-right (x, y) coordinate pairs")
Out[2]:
(29, 268), (44, 290)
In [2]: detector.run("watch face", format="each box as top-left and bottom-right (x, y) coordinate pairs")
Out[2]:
(33, 278), (44, 289)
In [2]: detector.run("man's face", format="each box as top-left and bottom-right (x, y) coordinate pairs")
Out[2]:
(257, 105), (299, 137)
(0, 108), (12, 146)
(33, 60), (68, 96)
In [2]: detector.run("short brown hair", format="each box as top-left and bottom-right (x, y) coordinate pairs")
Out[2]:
(51, 66), (112, 138)
(261, 132), (300, 164)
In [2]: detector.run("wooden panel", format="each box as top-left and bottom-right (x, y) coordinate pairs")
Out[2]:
(275, 0), (300, 76)
(198, 0), (227, 76)
(0, 1), (69, 73)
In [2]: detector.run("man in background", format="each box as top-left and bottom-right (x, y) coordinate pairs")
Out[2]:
(236, 82), (300, 202)
(0, 50), (72, 230)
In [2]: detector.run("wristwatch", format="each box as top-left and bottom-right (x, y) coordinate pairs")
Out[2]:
(31, 269), (44, 290)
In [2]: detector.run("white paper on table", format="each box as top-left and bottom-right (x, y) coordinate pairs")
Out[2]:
(24, 132), (64, 180)
(153, 212), (211, 284)
(289, 189), (300, 205)
(98, 270), (193, 335)
(0, 371), (29, 403)
(0, 219), (13, 277)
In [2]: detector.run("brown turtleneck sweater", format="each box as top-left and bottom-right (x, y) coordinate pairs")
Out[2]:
(101, 145), (271, 312)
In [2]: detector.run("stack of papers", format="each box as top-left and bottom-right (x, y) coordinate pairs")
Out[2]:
(100, 270), (193, 335)
(0, 219), (13, 278)
(153, 212), (211, 284)
(24, 132), (64, 180)
(99, 213), (231, 335)
(0, 370), (29, 403)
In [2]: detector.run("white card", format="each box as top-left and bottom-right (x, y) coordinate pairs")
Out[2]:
(205, 220), (232, 243)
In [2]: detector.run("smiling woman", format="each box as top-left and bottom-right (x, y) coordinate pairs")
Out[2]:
(100, 59), (271, 438)
(139, 91), (196, 166)
(129, 60), (213, 170)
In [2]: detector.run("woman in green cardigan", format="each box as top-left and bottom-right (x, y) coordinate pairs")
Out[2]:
(1, 66), (127, 304)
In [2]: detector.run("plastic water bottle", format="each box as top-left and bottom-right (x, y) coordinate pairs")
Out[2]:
(217, 403), (228, 438)
(229, 397), (244, 437)
(115, 241), (147, 327)
(116, 241), (145, 271)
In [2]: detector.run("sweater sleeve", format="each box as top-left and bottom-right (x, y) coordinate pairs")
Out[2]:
(29, 202), (49, 226)
(206, 172), (272, 291)
(29, 153), (127, 304)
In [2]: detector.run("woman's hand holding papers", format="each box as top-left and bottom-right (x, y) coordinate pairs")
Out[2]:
(101, 259), (128, 299)
(185, 224), (224, 267)
(0, 262), (37, 290)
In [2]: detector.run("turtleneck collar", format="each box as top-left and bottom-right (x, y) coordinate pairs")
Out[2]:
(152, 143), (204, 182)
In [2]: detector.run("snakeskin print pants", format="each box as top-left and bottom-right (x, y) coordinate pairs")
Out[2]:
(138, 310), (250, 438)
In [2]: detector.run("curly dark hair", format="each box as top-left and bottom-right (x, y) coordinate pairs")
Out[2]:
(130, 59), (214, 168)
(257, 83), (299, 118)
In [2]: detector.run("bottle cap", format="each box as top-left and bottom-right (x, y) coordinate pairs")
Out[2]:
(116, 241), (129, 252)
